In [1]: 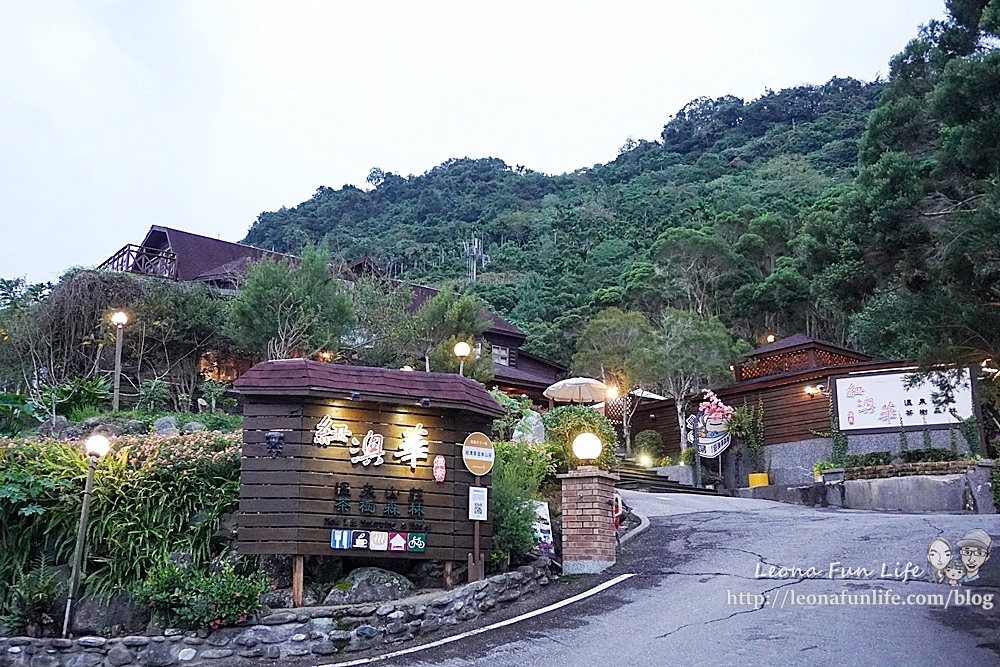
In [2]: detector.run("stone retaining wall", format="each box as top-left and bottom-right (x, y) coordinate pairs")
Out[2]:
(845, 460), (976, 480)
(0, 560), (554, 667)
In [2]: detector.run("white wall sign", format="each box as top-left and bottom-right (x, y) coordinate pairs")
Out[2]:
(834, 369), (974, 432)
(469, 486), (488, 521)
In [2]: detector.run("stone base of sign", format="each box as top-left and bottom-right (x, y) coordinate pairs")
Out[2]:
(562, 559), (616, 575)
(558, 466), (619, 575)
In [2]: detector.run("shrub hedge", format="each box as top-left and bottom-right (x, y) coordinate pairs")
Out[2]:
(0, 432), (241, 612)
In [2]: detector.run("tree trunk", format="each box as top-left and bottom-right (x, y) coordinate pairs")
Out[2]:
(675, 397), (688, 454)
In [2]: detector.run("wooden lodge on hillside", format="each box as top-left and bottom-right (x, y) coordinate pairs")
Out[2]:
(99, 226), (565, 402)
(631, 334), (980, 487)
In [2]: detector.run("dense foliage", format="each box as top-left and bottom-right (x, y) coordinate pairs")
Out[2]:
(0, 432), (241, 613)
(542, 405), (619, 473)
(133, 562), (270, 631)
(243, 78), (883, 366)
(490, 440), (554, 568)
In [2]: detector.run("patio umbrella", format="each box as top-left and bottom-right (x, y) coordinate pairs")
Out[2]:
(543, 377), (608, 405)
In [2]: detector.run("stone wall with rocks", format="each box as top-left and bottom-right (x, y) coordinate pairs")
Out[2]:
(0, 559), (554, 667)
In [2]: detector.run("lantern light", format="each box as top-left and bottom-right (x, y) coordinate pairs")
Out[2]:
(605, 386), (619, 400)
(111, 311), (128, 327)
(572, 432), (603, 462)
(85, 434), (110, 459)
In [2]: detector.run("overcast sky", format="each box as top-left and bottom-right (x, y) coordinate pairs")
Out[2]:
(0, 0), (946, 285)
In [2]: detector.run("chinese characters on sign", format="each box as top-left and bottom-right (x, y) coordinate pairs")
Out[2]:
(314, 416), (353, 447)
(350, 431), (386, 466)
(313, 417), (436, 471)
(834, 369), (975, 432)
(395, 423), (430, 470)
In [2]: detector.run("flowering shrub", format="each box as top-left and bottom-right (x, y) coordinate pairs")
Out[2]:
(0, 432), (241, 601)
(698, 389), (734, 421)
(133, 561), (270, 631)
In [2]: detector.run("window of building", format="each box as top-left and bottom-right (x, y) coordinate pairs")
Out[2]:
(492, 345), (510, 366)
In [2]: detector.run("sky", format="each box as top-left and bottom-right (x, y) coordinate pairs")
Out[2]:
(0, 0), (946, 285)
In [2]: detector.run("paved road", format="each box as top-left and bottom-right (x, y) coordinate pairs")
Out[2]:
(356, 492), (1000, 667)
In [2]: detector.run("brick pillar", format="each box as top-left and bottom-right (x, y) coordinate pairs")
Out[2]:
(557, 465), (620, 574)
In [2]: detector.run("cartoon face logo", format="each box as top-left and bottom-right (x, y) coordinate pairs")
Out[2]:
(958, 529), (993, 581)
(944, 559), (966, 586)
(927, 537), (952, 582)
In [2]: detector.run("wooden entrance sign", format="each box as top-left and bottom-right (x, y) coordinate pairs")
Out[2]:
(234, 360), (503, 604)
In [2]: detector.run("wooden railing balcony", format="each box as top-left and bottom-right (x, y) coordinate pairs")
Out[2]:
(98, 244), (178, 280)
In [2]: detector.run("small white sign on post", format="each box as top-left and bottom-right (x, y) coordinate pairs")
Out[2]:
(469, 486), (488, 521)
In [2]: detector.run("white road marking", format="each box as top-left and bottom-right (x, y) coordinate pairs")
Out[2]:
(315, 573), (637, 667)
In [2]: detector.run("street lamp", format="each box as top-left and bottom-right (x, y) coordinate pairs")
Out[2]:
(572, 432), (603, 466)
(453, 341), (472, 377)
(62, 434), (111, 638)
(110, 311), (128, 411)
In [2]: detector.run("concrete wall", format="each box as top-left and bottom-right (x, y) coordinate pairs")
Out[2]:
(735, 461), (996, 513)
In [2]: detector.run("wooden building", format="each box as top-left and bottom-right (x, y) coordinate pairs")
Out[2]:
(99, 226), (565, 400)
(629, 334), (960, 487)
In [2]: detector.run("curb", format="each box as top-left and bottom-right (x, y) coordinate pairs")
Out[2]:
(619, 508), (650, 546)
(318, 573), (636, 666)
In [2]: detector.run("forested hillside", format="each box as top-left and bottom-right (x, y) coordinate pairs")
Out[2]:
(244, 78), (879, 364)
(244, 0), (1000, 374)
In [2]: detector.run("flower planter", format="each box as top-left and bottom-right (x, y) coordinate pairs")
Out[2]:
(821, 468), (845, 483)
(748, 472), (769, 488)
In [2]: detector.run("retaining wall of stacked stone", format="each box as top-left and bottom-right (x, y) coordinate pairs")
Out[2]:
(0, 559), (554, 667)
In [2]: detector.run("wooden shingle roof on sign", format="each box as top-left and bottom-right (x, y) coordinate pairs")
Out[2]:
(234, 359), (505, 417)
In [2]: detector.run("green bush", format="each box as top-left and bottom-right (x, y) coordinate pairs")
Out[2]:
(960, 416), (981, 456)
(0, 393), (38, 437)
(200, 381), (229, 414)
(899, 448), (963, 463)
(490, 441), (552, 568)
(133, 561), (270, 631)
(542, 405), (619, 475)
(634, 430), (665, 459)
(38, 376), (112, 418)
(843, 451), (894, 468)
(0, 432), (241, 602)
(137, 379), (171, 412)
(489, 390), (534, 441)
(993, 465), (1000, 513)
(0, 558), (64, 637)
(681, 445), (697, 466)
(109, 410), (242, 432)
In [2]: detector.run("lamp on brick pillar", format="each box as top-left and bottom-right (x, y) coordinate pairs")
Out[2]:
(557, 432), (620, 575)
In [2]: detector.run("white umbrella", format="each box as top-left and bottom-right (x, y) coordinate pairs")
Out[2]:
(543, 377), (608, 404)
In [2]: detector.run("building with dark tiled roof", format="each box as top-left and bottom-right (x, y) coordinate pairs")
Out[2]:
(100, 226), (564, 401)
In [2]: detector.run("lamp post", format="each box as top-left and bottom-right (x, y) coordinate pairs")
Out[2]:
(62, 434), (111, 638)
(110, 311), (128, 411)
(453, 341), (472, 377)
(559, 431), (618, 574)
(572, 431), (603, 467)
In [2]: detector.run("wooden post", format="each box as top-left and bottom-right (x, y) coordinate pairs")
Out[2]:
(292, 555), (304, 607)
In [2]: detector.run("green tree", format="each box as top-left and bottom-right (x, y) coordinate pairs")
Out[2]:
(226, 245), (353, 360)
(655, 309), (749, 453)
(411, 286), (491, 372)
(572, 308), (661, 453)
(346, 276), (416, 368)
